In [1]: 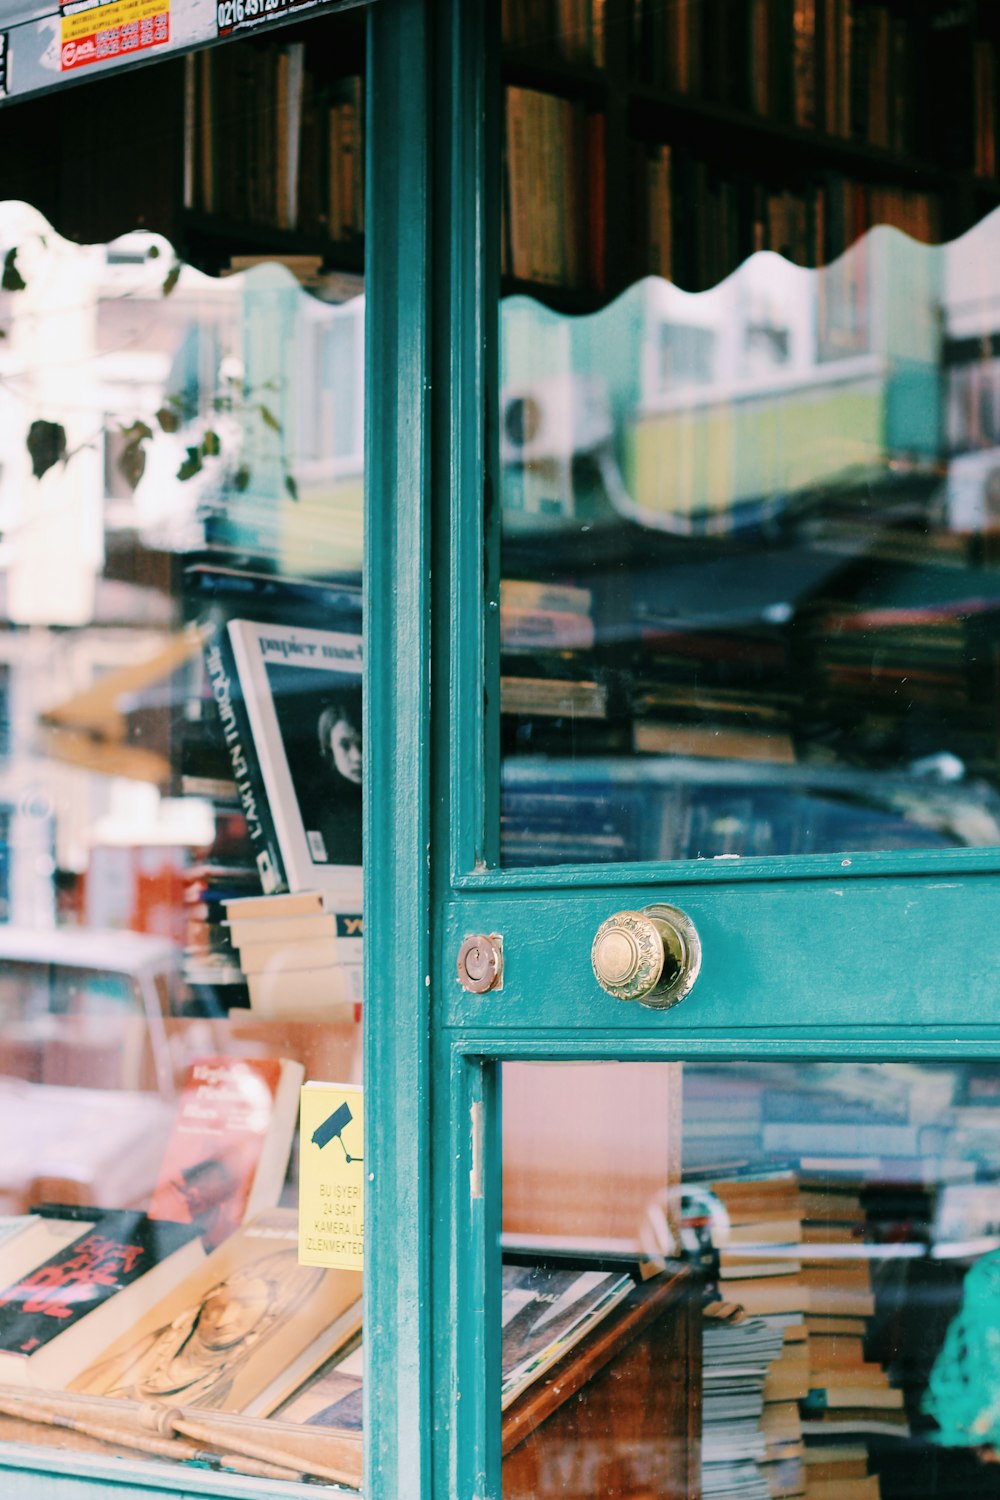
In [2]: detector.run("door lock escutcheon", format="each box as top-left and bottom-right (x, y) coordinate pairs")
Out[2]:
(457, 933), (503, 993)
(591, 903), (701, 1010)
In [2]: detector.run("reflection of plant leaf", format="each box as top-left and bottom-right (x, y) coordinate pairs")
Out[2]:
(258, 404), (282, 433)
(284, 472), (298, 501)
(162, 262), (182, 297)
(155, 406), (180, 434)
(2, 249), (25, 292)
(117, 438), (147, 491)
(233, 465), (251, 492)
(120, 420), (153, 444)
(177, 446), (203, 481)
(26, 420), (67, 479)
(201, 430), (221, 457)
(147, 245), (160, 259)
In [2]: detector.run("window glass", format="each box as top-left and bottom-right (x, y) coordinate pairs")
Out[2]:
(499, 0), (1000, 867)
(501, 1058), (1000, 1500)
(0, 15), (366, 1486)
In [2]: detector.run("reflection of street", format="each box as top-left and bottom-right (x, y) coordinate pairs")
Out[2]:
(0, 205), (366, 932)
(499, 208), (1000, 866)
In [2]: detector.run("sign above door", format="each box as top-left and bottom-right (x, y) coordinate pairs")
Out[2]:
(0, 0), (372, 101)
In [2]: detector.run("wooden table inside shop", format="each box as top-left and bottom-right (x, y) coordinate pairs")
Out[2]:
(502, 1263), (701, 1500)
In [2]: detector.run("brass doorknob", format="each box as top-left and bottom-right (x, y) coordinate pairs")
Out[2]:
(591, 904), (701, 1010)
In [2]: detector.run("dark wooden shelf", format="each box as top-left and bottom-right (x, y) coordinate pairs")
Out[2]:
(502, 49), (609, 104)
(629, 84), (953, 188)
(501, 275), (609, 313)
(180, 211), (364, 275)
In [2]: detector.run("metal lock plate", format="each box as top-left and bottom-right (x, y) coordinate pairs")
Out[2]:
(457, 933), (503, 993)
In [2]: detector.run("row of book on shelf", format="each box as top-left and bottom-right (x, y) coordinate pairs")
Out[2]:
(508, 0), (998, 180)
(502, 0), (607, 66)
(503, 82), (941, 292)
(187, 41), (363, 245)
(631, 0), (918, 151)
(641, 144), (940, 286)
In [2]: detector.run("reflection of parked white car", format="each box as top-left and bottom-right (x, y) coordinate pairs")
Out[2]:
(0, 927), (188, 1213)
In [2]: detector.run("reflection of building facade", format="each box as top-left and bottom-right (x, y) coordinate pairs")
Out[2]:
(0, 212), (365, 924)
(502, 222), (953, 536)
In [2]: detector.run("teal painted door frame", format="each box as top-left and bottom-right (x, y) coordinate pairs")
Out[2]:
(2, 2), (1000, 1498)
(396, 7), (1000, 1500)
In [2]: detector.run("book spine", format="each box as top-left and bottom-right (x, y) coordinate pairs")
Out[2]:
(203, 619), (288, 896)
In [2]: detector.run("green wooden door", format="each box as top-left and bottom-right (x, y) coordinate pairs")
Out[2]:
(363, 2), (1000, 1497)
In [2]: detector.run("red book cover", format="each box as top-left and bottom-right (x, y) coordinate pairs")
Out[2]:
(148, 1056), (303, 1250)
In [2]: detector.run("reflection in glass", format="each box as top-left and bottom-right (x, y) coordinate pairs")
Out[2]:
(0, 199), (364, 1479)
(500, 209), (1000, 865)
(501, 1060), (1000, 1500)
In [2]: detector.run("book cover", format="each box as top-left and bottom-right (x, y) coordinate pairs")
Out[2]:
(0, 1211), (203, 1388)
(227, 620), (363, 898)
(274, 1339), (363, 1427)
(72, 1208), (362, 1414)
(500, 1262), (634, 1409)
(0, 1215), (97, 1290)
(202, 614), (288, 896)
(148, 1056), (305, 1250)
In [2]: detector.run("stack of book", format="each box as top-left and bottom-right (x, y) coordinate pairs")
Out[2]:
(626, 618), (794, 765)
(500, 578), (596, 655)
(796, 1178), (901, 1496)
(225, 891), (363, 1020)
(702, 1303), (784, 1500)
(182, 853), (258, 997)
(713, 1171), (811, 1496)
(797, 598), (992, 788)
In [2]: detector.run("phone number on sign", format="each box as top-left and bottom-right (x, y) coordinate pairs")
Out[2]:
(217, 0), (316, 32)
(61, 10), (168, 67)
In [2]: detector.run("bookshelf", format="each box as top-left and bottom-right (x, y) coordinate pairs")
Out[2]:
(0, 10), (366, 282)
(500, 0), (1000, 303)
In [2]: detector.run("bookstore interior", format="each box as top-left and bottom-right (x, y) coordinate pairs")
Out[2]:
(5, 0), (1000, 1498)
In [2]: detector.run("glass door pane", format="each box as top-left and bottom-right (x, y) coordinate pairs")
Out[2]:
(500, 1059), (1000, 1500)
(498, 0), (1000, 867)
